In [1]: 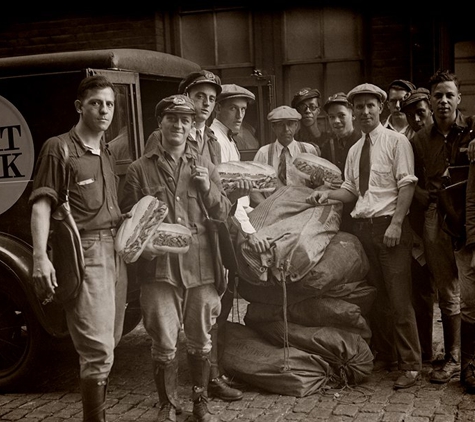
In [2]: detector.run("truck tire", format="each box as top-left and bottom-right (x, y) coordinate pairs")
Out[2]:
(0, 280), (46, 391)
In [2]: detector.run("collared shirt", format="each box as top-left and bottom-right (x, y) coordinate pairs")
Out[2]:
(29, 126), (123, 231)
(412, 111), (474, 199)
(341, 123), (417, 219)
(210, 118), (255, 234)
(384, 116), (416, 142)
(253, 139), (319, 188)
(210, 119), (241, 162)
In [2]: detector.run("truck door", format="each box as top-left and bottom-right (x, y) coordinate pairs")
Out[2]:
(89, 69), (144, 194)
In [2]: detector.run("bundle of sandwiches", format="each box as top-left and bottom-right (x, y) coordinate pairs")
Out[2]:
(291, 153), (342, 188)
(216, 161), (277, 193)
(115, 196), (192, 263)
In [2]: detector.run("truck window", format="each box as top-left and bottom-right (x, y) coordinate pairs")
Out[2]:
(107, 85), (134, 163)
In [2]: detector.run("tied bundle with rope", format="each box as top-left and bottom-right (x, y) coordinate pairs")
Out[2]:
(235, 186), (342, 286)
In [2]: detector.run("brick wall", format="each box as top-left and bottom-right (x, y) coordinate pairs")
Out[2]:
(0, 11), (166, 58)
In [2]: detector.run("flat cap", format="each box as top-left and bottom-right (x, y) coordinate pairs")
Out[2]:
(217, 84), (255, 103)
(347, 83), (387, 103)
(178, 70), (222, 95)
(400, 87), (430, 111)
(291, 87), (321, 108)
(155, 94), (196, 118)
(323, 92), (351, 113)
(267, 105), (302, 122)
(389, 79), (416, 92)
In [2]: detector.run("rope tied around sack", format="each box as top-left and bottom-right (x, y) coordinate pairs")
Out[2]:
(278, 261), (292, 372)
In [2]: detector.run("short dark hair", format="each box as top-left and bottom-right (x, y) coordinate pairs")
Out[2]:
(77, 75), (115, 101)
(428, 70), (460, 91)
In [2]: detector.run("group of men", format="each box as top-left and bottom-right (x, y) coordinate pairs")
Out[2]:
(28, 67), (475, 422)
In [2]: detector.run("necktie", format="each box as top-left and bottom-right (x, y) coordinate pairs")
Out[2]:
(359, 134), (371, 196)
(278, 146), (289, 185)
(227, 129), (241, 160)
(195, 129), (204, 152)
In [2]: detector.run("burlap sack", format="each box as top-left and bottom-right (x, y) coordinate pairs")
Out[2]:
(221, 322), (332, 397)
(246, 321), (374, 386)
(236, 186), (341, 286)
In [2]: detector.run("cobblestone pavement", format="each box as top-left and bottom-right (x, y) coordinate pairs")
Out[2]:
(1, 301), (475, 422)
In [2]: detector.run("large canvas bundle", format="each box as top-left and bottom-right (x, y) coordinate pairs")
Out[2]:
(244, 297), (372, 341)
(221, 322), (332, 397)
(236, 186), (341, 286)
(236, 231), (371, 306)
(247, 321), (374, 386)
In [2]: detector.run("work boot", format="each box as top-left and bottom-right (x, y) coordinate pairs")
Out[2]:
(80, 377), (108, 422)
(461, 319), (475, 394)
(187, 352), (218, 422)
(152, 358), (179, 422)
(208, 324), (242, 402)
(430, 314), (461, 383)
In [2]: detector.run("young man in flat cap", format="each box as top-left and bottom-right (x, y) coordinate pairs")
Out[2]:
(306, 82), (422, 389)
(384, 79), (417, 141)
(210, 84), (269, 250)
(178, 72), (244, 403)
(399, 87), (436, 368)
(322, 92), (361, 232)
(178, 70), (223, 166)
(291, 87), (332, 156)
(412, 70), (475, 393)
(251, 105), (319, 205)
(121, 94), (231, 422)
(400, 87), (433, 135)
(143, 70), (223, 164)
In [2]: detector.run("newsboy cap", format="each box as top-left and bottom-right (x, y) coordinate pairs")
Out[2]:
(217, 84), (255, 103)
(291, 87), (321, 109)
(400, 87), (431, 111)
(267, 105), (302, 122)
(155, 94), (196, 118)
(347, 83), (387, 103)
(389, 79), (416, 92)
(323, 92), (351, 113)
(178, 70), (222, 95)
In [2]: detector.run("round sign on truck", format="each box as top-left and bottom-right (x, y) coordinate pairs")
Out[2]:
(0, 95), (35, 215)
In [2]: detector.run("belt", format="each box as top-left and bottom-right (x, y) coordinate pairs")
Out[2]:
(80, 228), (117, 238)
(352, 215), (392, 224)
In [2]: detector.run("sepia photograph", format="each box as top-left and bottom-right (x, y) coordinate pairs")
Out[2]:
(0, 2), (474, 421)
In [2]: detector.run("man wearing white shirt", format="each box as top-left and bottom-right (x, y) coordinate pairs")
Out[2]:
(251, 105), (319, 205)
(306, 83), (422, 390)
(210, 84), (270, 252)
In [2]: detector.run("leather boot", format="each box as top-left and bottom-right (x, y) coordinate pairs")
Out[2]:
(208, 324), (243, 402)
(152, 359), (178, 422)
(461, 319), (475, 394)
(80, 377), (108, 422)
(430, 313), (461, 383)
(187, 352), (218, 422)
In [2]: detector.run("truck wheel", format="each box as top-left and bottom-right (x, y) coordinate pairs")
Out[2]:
(0, 282), (46, 391)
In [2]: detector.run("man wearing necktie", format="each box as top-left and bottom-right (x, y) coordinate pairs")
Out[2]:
(177, 72), (245, 403)
(252, 105), (319, 205)
(306, 83), (422, 390)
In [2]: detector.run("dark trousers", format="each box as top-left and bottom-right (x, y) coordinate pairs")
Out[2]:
(353, 216), (422, 371)
(411, 258), (434, 361)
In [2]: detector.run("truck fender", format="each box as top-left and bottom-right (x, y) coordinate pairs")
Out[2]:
(0, 232), (68, 338)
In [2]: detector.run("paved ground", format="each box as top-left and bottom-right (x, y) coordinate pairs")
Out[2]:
(1, 301), (475, 422)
